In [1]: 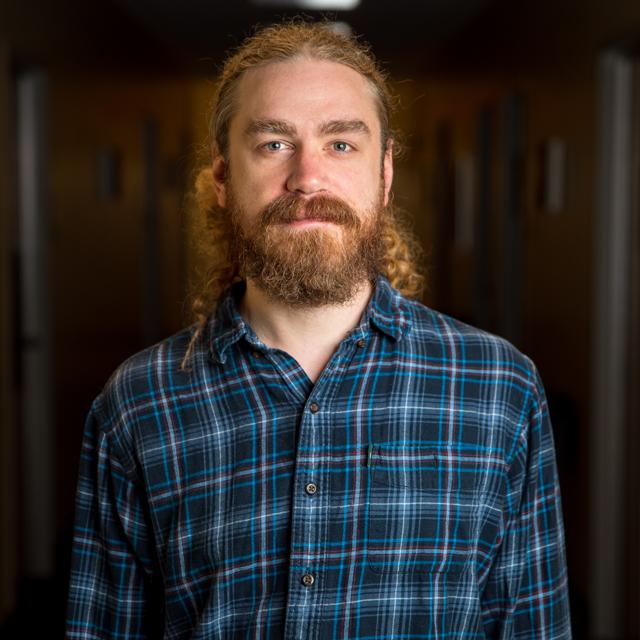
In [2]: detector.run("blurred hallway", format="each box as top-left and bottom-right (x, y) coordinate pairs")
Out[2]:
(1, 0), (640, 637)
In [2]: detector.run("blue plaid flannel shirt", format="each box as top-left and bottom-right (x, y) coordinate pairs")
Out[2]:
(67, 276), (571, 639)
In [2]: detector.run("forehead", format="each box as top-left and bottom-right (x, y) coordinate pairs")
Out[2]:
(230, 57), (381, 137)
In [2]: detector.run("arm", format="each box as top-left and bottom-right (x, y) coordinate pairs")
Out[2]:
(66, 403), (162, 639)
(480, 367), (572, 639)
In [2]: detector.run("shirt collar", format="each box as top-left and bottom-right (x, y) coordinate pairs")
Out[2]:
(207, 275), (413, 364)
(363, 275), (412, 342)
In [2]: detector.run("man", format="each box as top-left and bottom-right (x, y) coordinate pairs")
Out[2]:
(67, 21), (571, 639)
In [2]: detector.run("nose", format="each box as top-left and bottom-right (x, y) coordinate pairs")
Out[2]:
(286, 146), (326, 195)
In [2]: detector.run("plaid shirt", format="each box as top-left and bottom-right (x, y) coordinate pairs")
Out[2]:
(67, 276), (571, 639)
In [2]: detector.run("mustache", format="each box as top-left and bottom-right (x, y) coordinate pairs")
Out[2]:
(259, 193), (361, 228)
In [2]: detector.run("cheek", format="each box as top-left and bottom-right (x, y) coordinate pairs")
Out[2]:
(235, 161), (284, 200)
(342, 171), (383, 208)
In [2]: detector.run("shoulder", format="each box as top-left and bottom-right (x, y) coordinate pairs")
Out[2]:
(400, 296), (539, 390)
(89, 324), (203, 438)
(399, 298), (548, 464)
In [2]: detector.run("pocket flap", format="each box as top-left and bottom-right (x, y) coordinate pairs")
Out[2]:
(369, 444), (439, 490)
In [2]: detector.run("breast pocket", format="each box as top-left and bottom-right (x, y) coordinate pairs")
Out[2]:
(366, 444), (474, 575)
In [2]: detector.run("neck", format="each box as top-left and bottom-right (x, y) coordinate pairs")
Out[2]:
(239, 279), (374, 383)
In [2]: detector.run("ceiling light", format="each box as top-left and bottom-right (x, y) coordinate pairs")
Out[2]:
(253, 0), (361, 10)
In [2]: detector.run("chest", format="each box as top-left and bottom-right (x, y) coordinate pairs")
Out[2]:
(137, 339), (516, 580)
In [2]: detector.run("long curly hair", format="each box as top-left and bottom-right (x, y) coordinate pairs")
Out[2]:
(184, 20), (424, 365)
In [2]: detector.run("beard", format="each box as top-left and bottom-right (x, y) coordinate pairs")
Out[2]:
(228, 188), (385, 307)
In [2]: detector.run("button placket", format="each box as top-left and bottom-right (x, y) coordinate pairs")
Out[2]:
(282, 342), (348, 638)
(285, 349), (350, 635)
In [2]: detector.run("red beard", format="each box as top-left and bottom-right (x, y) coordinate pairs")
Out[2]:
(229, 191), (385, 306)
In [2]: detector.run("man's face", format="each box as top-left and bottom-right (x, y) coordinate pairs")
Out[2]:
(212, 57), (394, 305)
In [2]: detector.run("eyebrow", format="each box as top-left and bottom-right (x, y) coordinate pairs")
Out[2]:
(244, 118), (371, 138)
(319, 119), (371, 136)
(244, 119), (297, 138)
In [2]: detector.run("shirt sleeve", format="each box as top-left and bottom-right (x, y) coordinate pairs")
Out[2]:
(480, 367), (572, 639)
(66, 403), (163, 639)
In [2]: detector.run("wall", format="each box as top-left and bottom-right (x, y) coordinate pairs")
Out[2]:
(0, 41), (17, 622)
(49, 72), (193, 534)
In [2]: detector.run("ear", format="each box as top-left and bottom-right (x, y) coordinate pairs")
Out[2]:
(382, 139), (394, 207)
(212, 153), (227, 208)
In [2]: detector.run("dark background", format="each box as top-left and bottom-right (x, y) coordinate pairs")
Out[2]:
(1, 0), (639, 637)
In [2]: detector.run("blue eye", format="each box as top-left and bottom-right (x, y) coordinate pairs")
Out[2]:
(332, 141), (352, 152)
(264, 141), (285, 151)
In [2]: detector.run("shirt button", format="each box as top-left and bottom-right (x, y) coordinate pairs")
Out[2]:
(356, 338), (366, 348)
(301, 573), (315, 587)
(305, 482), (317, 495)
(309, 402), (319, 413)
